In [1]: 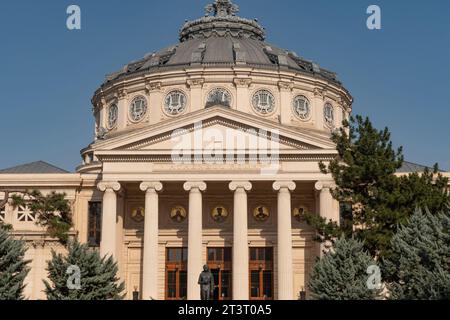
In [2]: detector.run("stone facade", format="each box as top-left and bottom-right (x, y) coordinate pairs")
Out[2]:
(1, 0), (447, 300)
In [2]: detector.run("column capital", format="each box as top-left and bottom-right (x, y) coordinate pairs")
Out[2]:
(233, 77), (252, 88)
(97, 181), (121, 192)
(229, 181), (252, 192)
(314, 181), (335, 191)
(273, 181), (296, 192)
(140, 181), (163, 193)
(183, 181), (207, 192)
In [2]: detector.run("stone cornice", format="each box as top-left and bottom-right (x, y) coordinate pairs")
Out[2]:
(0, 174), (81, 188)
(95, 152), (337, 163)
(92, 67), (353, 110)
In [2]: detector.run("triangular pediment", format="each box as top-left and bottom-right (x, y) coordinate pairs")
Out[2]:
(92, 107), (336, 160)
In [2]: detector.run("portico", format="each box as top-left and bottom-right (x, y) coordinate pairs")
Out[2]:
(96, 177), (338, 300)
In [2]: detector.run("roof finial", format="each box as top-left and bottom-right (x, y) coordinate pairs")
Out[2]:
(205, 0), (239, 17)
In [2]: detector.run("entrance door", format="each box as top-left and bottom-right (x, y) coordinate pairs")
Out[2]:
(249, 247), (274, 300)
(207, 247), (232, 300)
(165, 248), (188, 300)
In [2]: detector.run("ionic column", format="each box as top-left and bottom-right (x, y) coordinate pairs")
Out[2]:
(314, 181), (339, 223)
(229, 181), (252, 300)
(97, 181), (121, 259)
(140, 181), (163, 300)
(273, 181), (296, 300)
(183, 181), (207, 300)
(315, 181), (339, 256)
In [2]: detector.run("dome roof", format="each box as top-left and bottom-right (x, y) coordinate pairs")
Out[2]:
(103, 0), (341, 87)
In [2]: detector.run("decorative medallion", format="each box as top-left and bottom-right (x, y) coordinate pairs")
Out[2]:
(293, 95), (311, 120)
(129, 96), (148, 122)
(253, 206), (270, 222)
(293, 206), (308, 222)
(324, 103), (334, 127)
(164, 90), (187, 116)
(131, 207), (145, 223)
(252, 90), (275, 115)
(108, 103), (118, 129)
(211, 206), (229, 223)
(170, 205), (187, 223)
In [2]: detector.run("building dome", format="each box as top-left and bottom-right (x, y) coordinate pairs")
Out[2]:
(86, 0), (353, 171)
(102, 0), (340, 86)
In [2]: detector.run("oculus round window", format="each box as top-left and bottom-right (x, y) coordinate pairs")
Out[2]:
(206, 88), (231, 108)
(324, 103), (334, 126)
(164, 90), (187, 115)
(129, 96), (148, 122)
(252, 90), (275, 115)
(108, 104), (118, 129)
(293, 96), (311, 120)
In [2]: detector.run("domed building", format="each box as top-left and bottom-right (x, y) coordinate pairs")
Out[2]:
(1, 0), (354, 300)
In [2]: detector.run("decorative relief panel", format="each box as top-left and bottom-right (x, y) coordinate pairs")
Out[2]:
(210, 205), (229, 223)
(253, 205), (270, 222)
(292, 206), (308, 222)
(125, 201), (145, 230)
(17, 205), (36, 222)
(170, 205), (187, 223)
(130, 207), (145, 223)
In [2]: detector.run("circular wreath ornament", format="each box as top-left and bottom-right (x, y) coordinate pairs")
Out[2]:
(293, 96), (311, 120)
(253, 206), (270, 222)
(131, 207), (145, 223)
(129, 96), (148, 122)
(170, 205), (187, 223)
(252, 90), (275, 115)
(324, 103), (334, 127)
(206, 88), (232, 108)
(108, 103), (118, 128)
(211, 206), (229, 223)
(292, 206), (307, 222)
(164, 90), (187, 115)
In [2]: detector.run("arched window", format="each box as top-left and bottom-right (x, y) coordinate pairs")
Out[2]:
(206, 88), (232, 108)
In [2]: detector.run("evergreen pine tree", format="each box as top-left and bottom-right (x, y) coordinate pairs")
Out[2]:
(305, 115), (450, 261)
(308, 236), (381, 300)
(0, 228), (30, 300)
(383, 208), (450, 300)
(44, 241), (125, 300)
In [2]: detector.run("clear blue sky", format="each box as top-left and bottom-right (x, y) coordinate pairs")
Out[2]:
(0, 0), (449, 171)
